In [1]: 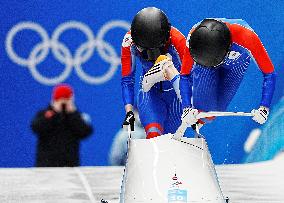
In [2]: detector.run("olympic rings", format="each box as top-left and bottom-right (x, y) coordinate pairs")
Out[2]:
(5, 20), (130, 85)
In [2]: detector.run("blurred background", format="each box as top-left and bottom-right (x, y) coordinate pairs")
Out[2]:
(0, 0), (283, 167)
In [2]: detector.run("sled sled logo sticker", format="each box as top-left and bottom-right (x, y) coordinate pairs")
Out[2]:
(168, 173), (188, 202)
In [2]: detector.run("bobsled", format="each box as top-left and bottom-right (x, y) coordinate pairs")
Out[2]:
(119, 111), (253, 203)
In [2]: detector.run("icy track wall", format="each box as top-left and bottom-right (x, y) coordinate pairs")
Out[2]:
(0, 0), (283, 167)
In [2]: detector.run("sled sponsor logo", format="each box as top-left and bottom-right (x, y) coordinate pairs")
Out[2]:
(168, 173), (188, 202)
(168, 189), (187, 202)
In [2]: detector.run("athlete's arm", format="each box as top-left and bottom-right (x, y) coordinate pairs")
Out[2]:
(179, 29), (194, 109)
(170, 27), (187, 60)
(228, 23), (276, 108)
(121, 31), (136, 112)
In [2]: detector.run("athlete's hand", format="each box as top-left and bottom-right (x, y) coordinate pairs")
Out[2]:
(181, 107), (199, 126)
(142, 55), (173, 92)
(123, 111), (135, 131)
(251, 106), (269, 124)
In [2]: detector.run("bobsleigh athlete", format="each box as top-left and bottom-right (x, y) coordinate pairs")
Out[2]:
(121, 7), (186, 138)
(180, 18), (276, 127)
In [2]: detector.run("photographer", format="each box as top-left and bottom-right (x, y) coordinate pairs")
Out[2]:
(31, 84), (93, 167)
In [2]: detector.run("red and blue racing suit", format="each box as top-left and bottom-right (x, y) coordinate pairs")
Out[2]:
(121, 27), (186, 138)
(180, 19), (276, 114)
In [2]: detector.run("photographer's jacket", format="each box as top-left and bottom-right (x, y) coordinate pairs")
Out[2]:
(31, 106), (93, 167)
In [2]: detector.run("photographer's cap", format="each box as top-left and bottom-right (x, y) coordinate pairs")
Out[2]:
(52, 84), (74, 101)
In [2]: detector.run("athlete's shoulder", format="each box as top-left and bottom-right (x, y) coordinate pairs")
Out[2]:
(122, 31), (133, 48)
(170, 26), (186, 43)
(170, 26), (184, 36)
(217, 18), (254, 31)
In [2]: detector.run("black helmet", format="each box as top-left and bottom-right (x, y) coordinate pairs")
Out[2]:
(131, 7), (171, 61)
(189, 19), (231, 67)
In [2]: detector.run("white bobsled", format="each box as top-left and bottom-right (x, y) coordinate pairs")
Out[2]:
(119, 111), (253, 203)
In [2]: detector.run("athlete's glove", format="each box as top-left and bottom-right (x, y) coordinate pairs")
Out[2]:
(181, 107), (199, 126)
(251, 106), (269, 124)
(123, 111), (135, 131)
(142, 55), (173, 92)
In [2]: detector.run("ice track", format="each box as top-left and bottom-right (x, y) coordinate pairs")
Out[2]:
(0, 156), (284, 203)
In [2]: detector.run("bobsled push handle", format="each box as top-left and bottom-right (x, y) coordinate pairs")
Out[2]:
(174, 122), (188, 140)
(127, 125), (132, 140)
(196, 111), (254, 119)
(172, 111), (254, 140)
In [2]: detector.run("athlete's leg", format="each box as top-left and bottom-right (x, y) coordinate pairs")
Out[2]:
(217, 49), (251, 111)
(137, 88), (167, 139)
(192, 64), (219, 111)
(162, 89), (183, 134)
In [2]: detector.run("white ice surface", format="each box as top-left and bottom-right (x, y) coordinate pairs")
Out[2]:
(0, 156), (284, 203)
